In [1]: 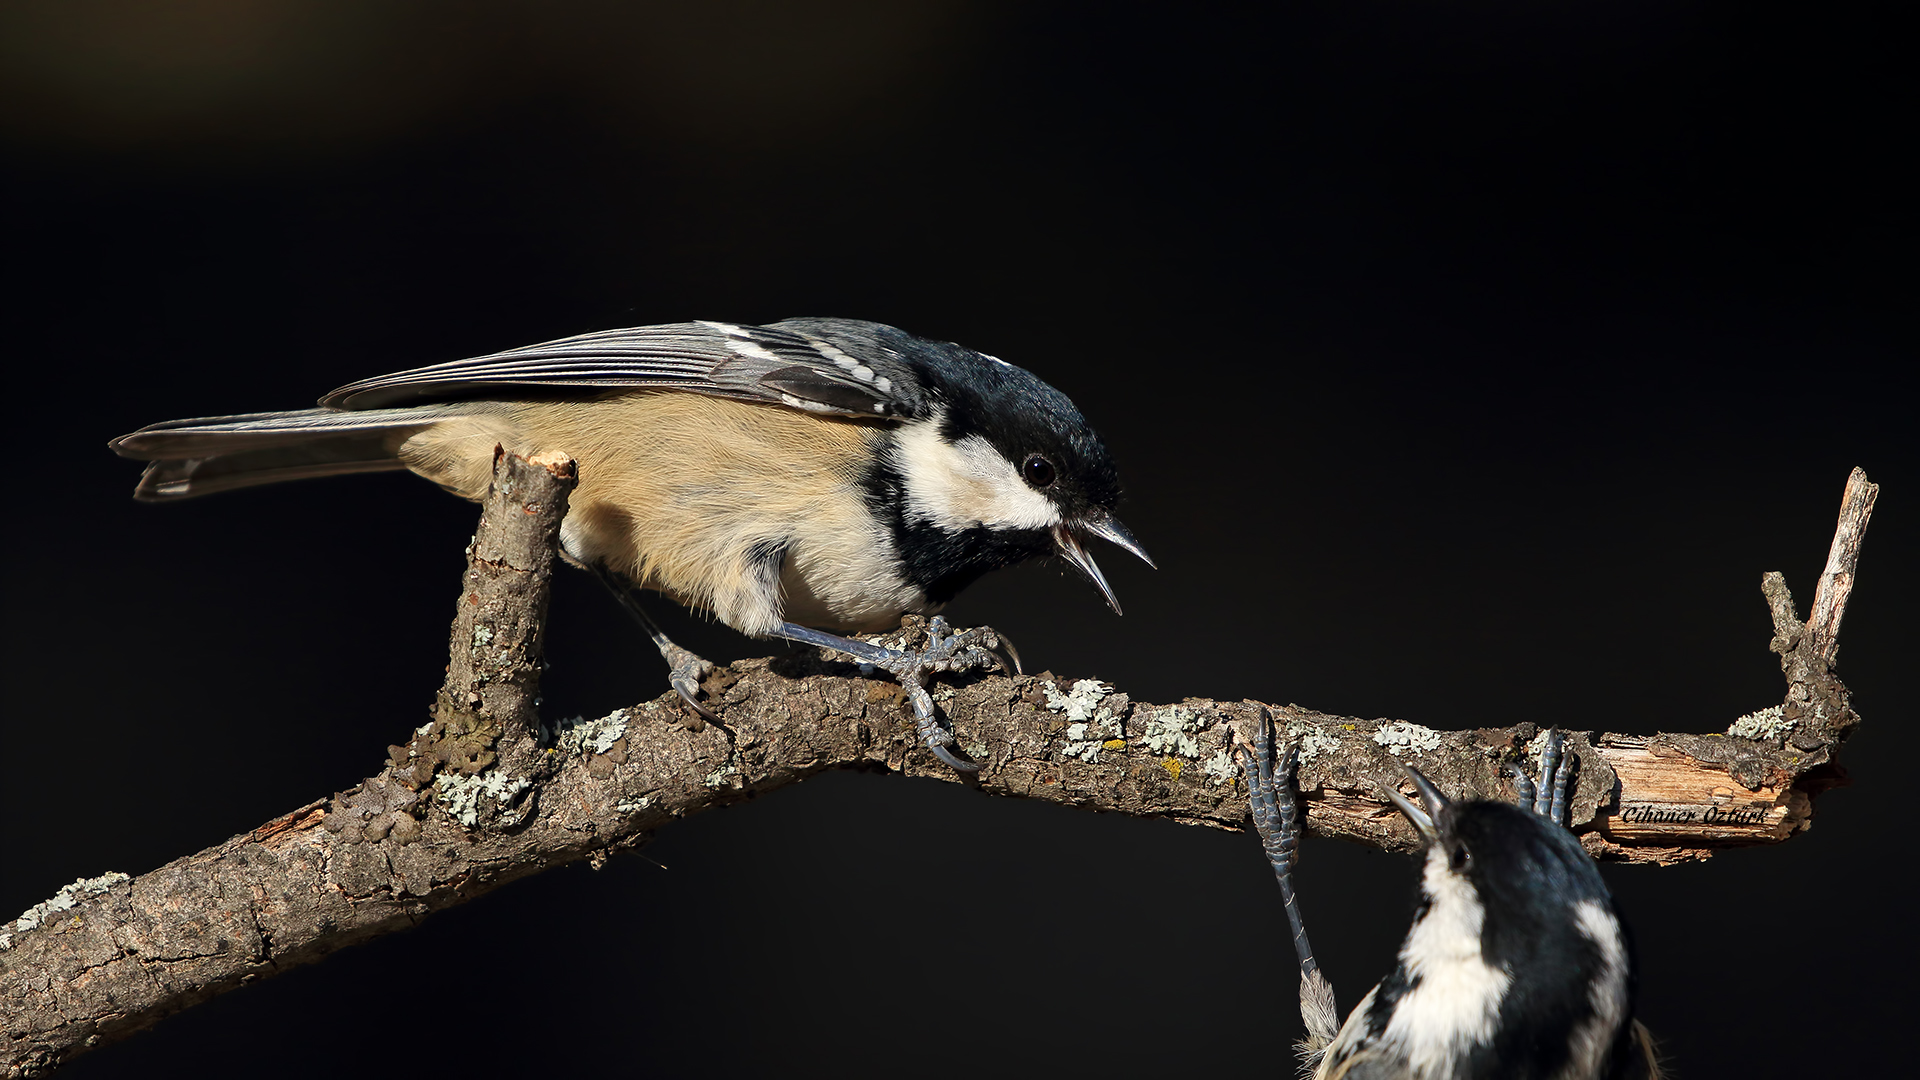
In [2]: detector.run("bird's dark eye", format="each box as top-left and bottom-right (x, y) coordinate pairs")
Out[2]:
(1022, 454), (1057, 489)
(1449, 844), (1472, 871)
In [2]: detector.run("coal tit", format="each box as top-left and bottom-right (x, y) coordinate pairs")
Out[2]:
(111, 318), (1151, 768)
(1240, 716), (1662, 1079)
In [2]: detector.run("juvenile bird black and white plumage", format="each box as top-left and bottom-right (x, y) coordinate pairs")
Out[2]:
(111, 318), (1151, 768)
(1240, 719), (1661, 1080)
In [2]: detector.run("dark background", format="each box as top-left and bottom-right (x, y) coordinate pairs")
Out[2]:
(3, 3), (1909, 1076)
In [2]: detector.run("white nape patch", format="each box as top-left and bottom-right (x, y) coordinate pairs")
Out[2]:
(892, 411), (1060, 532)
(1563, 899), (1630, 1079)
(981, 352), (1012, 367)
(1380, 848), (1513, 1076)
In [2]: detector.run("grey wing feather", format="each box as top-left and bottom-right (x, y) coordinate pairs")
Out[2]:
(108, 405), (465, 501)
(109, 405), (465, 459)
(318, 320), (931, 419)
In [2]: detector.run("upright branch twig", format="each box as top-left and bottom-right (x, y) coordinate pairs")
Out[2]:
(1761, 466), (1877, 744)
(1806, 467), (1878, 671)
(1, 468), (1877, 1075)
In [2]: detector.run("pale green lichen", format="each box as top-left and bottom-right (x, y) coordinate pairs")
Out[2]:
(1727, 704), (1794, 740)
(704, 763), (738, 788)
(1286, 719), (1343, 764)
(556, 711), (630, 756)
(1142, 705), (1203, 758)
(435, 771), (531, 827)
(471, 626), (493, 648)
(1203, 747), (1239, 785)
(1043, 679), (1112, 722)
(615, 795), (652, 813)
(8, 872), (131, 938)
(1062, 718), (1121, 762)
(1049, 679), (1121, 761)
(1373, 720), (1441, 756)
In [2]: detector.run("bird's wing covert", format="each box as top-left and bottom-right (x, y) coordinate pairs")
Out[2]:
(319, 320), (931, 419)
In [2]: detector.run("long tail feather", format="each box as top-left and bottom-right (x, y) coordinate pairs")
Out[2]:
(111, 406), (460, 501)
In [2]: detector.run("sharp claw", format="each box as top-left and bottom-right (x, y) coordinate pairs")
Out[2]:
(672, 678), (719, 722)
(993, 631), (1025, 676)
(661, 642), (717, 722)
(901, 677), (982, 771)
(981, 644), (1018, 676)
(928, 741), (982, 772)
(1509, 762), (1538, 810)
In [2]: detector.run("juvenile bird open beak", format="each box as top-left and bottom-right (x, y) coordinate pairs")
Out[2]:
(1051, 511), (1154, 615)
(1380, 764), (1451, 845)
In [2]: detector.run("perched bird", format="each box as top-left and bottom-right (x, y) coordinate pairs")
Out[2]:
(1239, 717), (1661, 1079)
(111, 317), (1151, 769)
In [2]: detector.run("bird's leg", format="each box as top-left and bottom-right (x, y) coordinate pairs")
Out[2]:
(1237, 707), (1341, 1062)
(1508, 728), (1575, 827)
(590, 564), (717, 722)
(771, 616), (1017, 773)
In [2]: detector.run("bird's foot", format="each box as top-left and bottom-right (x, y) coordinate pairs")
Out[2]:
(1508, 728), (1575, 827)
(868, 615), (1019, 683)
(1235, 707), (1321, 979)
(1237, 707), (1304, 894)
(660, 640), (718, 726)
(772, 615), (1018, 772)
(589, 562), (721, 723)
(875, 617), (1016, 772)
(1236, 707), (1340, 1062)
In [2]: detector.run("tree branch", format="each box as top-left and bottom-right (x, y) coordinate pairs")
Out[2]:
(1, 466), (1877, 1076)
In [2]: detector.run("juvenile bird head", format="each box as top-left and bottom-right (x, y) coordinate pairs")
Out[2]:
(1381, 765), (1639, 1078)
(1384, 766), (1616, 929)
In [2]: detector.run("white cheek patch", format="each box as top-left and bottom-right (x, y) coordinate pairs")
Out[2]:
(1382, 849), (1513, 1075)
(892, 414), (1061, 532)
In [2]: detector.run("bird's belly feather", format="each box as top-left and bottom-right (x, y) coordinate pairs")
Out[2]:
(398, 392), (911, 635)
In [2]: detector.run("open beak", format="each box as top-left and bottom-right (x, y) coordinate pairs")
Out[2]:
(1051, 512), (1155, 616)
(1380, 764), (1450, 845)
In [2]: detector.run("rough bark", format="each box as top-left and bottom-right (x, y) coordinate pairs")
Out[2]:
(0, 466), (1876, 1076)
